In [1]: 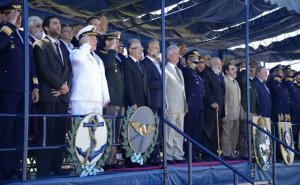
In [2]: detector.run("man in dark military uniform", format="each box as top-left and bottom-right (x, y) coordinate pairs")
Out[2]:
(283, 70), (300, 151)
(236, 60), (257, 159)
(95, 32), (126, 169)
(181, 49), (205, 162)
(0, 3), (39, 179)
(267, 65), (290, 122)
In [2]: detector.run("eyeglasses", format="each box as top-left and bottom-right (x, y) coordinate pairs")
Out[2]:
(130, 47), (143, 50)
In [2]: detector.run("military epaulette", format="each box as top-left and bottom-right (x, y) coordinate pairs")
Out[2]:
(33, 77), (39, 85)
(99, 50), (108, 54)
(274, 77), (281, 82)
(0, 25), (13, 36)
(285, 77), (294, 82)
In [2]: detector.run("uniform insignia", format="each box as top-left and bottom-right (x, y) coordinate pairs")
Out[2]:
(130, 122), (156, 136)
(121, 106), (159, 165)
(100, 50), (108, 54)
(67, 113), (112, 176)
(33, 77), (39, 84)
(0, 26), (13, 36)
(252, 116), (273, 170)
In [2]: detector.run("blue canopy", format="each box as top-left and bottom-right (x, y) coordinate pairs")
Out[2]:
(1, 0), (300, 61)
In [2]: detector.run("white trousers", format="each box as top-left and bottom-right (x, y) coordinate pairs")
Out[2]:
(71, 100), (103, 115)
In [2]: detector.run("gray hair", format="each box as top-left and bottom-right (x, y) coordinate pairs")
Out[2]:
(28, 16), (43, 28)
(147, 39), (159, 48)
(127, 38), (141, 49)
(256, 65), (266, 76)
(211, 57), (221, 65)
(166, 45), (179, 57)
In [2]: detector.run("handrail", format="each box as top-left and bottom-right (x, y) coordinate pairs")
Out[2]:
(248, 120), (300, 156)
(164, 119), (255, 184)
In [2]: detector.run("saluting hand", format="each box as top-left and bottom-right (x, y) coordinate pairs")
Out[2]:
(8, 10), (19, 26)
(79, 35), (90, 45)
(109, 39), (117, 50)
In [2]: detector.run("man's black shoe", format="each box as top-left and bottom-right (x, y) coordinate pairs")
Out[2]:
(167, 160), (175, 164)
(53, 169), (69, 176)
(174, 159), (186, 164)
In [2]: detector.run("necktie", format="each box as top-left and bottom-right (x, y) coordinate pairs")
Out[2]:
(136, 62), (144, 78)
(16, 30), (24, 44)
(175, 66), (183, 82)
(153, 59), (162, 76)
(54, 42), (64, 65)
(263, 82), (270, 94)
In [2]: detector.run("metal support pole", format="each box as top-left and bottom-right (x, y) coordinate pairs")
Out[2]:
(188, 141), (192, 185)
(272, 123), (277, 185)
(161, 0), (167, 185)
(22, 0), (30, 181)
(234, 172), (238, 185)
(245, 0), (252, 172)
(42, 117), (47, 147)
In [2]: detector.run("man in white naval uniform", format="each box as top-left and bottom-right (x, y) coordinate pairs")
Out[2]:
(69, 25), (110, 115)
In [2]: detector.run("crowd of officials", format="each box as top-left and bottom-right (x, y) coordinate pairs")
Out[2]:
(1, 2), (300, 180)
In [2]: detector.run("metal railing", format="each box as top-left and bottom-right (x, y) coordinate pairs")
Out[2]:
(163, 119), (254, 185)
(248, 120), (300, 185)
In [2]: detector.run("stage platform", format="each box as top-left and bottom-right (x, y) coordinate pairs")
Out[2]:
(5, 161), (300, 185)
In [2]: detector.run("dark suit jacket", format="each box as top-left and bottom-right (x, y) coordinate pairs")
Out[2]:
(123, 56), (150, 107)
(236, 69), (257, 114)
(33, 36), (72, 103)
(95, 48), (125, 106)
(141, 57), (162, 108)
(182, 67), (204, 109)
(0, 22), (38, 93)
(267, 78), (290, 122)
(203, 67), (225, 117)
(252, 77), (271, 117)
(117, 53), (127, 63)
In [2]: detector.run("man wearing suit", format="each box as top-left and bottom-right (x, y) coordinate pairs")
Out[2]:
(165, 45), (188, 163)
(33, 16), (73, 176)
(0, 4), (39, 179)
(123, 38), (150, 109)
(181, 50), (205, 162)
(141, 39), (163, 165)
(95, 32), (125, 168)
(236, 61), (257, 159)
(202, 57), (225, 159)
(252, 66), (271, 118)
(222, 59), (241, 159)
